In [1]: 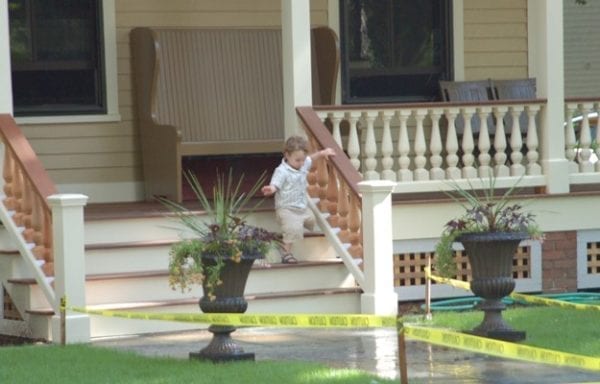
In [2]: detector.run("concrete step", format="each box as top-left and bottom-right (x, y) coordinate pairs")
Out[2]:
(26, 287), (361, 339)
(10, 260), (355, 307)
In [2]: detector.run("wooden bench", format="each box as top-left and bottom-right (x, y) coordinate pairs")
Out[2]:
(130, 27), (339, 201)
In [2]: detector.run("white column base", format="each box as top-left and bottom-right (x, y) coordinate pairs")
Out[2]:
(51, 314), (91, 344)
(541, 158), (570, 194)
(360, 292), (399, 315)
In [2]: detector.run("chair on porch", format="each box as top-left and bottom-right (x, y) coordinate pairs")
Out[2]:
(439, 79), (495, 136)
(492, 78), (537, 135)
(439, 79), (494, 102)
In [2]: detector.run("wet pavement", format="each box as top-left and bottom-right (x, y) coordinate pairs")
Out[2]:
(92, 327), (600, 383)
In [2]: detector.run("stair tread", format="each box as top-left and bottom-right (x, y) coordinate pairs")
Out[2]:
(7, 260), (347, 285)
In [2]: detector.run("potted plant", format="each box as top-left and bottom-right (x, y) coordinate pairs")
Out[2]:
(160, 169), (282, 362)
(434, 176), (543, 342)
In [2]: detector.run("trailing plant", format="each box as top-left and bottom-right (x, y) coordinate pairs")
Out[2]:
(160, 169), (282, 300)
(434, 175), (543, 277)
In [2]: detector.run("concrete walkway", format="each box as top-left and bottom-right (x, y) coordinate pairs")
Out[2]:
(92, 327), (600, 383)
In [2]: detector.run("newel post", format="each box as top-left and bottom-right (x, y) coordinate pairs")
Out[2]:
(48, 194), (90, 344)
(358, 181), (398, 315)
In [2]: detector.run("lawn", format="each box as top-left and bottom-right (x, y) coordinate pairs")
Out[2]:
(424, 305), (600, 357)
(0, 344), (399, 384)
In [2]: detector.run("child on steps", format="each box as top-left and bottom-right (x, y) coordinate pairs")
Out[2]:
(261, 136), (335, 264)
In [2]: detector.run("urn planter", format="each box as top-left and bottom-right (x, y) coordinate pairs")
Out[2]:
(189, 253), (260, 362)
(459, 231), (527, 342)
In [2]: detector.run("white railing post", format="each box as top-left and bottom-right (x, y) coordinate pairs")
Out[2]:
(358, 180), (398, 315)
(48, 194), (90, 344)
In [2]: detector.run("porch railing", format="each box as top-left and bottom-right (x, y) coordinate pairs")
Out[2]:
(0, 115), (57, 309)
(297, 97), (600, 311)
(297, 107), (365, 286)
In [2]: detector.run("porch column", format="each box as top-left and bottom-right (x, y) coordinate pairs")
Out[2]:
(49, 194), (90, 344)
(282, 0), (312, 137)
(358, 181), (398, 315)
(528, 0), (569, 194)
(0, 0), (13, 114)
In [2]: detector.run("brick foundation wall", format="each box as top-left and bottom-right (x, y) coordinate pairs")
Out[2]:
(542, 231), (578, 293)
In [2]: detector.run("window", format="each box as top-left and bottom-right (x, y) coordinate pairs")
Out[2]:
(9, 0), (105, 117)
(339, 0), (453, 103)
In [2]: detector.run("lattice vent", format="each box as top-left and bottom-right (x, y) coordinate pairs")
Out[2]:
(393, 246), (532, 287)
(2, 285), (23, 321)
(587, 242), (600, 274)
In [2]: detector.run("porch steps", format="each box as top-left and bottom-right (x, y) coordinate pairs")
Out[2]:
(2, 201), (361, 340)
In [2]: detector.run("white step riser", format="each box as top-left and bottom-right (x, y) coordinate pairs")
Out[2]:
(85, 264), (354, 305)
(85, 247), (173, 275)
(85, 237), (336, 276)
(17, 263), (355, 308)
(85, 211), (280, 245)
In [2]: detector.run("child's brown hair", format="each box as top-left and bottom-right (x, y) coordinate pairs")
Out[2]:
(283, 135), (309, 154)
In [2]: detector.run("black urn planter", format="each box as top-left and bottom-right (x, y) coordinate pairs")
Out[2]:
(459, 232), (528, 342)
(189, 253), (261, 362)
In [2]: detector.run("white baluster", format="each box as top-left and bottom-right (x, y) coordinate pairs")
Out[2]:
(509, 106), (525, 176)
(477, 106), (492, 177)
(363, 111), (380, 180)
(347, 112), (361, 173)
(380, 111), (396, 181)
(595, 103), (600, 172)
(564, 104), (578, 173)
(396, 110), (413, 182)
(525, 105), (542, 175)
(330, 112), (344, 150)
(414, 109), (429, 181)
(461, 107), (477, 179)
(493, 106), (509, 176)
(577, 103), (594, 173)
(444, 108), (461, 180)
(429, 109), (444, 180)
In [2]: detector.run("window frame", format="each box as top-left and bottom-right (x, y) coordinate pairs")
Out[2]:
(5, 0), (119, 124)
(338, 0), (454, 104)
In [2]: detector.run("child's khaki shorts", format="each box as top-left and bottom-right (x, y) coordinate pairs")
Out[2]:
(275, 207), (315, 243)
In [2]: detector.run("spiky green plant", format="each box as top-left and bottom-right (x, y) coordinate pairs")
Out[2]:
(159, 169), (282, 300)
(434, 175), (542, 277)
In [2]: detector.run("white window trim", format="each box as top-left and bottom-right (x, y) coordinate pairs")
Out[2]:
(2, 0), (120, 124)
(326, 0), (465, 96)
(0, 0), (13, 114)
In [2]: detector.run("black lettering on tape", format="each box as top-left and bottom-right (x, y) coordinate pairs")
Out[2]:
(308, 316), (328, 326)
(329, 316), (349, 326)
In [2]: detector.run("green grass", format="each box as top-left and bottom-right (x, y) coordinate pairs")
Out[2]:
(425, 306), (600, 357)
(0, 344), (398, 384)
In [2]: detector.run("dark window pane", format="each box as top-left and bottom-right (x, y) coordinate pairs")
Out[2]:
(340, 0), (452, 103)
(9, 0), (105, 116)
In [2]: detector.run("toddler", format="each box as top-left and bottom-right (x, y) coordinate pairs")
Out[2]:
(261, 136), (335, 263)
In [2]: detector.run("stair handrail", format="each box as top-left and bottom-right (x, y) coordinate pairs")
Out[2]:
(296, 106), (365, 287)
(0, 114), (57, 309)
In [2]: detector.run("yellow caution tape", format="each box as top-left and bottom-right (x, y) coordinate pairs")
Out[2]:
(68, 303), (600, 371)
(510, 292), (600, 312)
(404, 324), (600, 372)
(426, 270), (600, 312)
(425, 267), (471, 291)
(69, 306), (398, 329)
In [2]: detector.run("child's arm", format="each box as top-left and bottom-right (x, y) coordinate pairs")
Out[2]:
(309, 147), (336, 161)
(261, 185), (277, 196)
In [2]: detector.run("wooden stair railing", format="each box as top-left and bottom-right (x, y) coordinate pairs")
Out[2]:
(296, 107), (365, 287)
(0, 114), (57, 308)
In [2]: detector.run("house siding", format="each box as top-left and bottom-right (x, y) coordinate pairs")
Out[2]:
(564, 0), (600, 97)
(463, 0), (528, 80)
(17, 0), (327, 203)
(14, 1), (539, 202)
